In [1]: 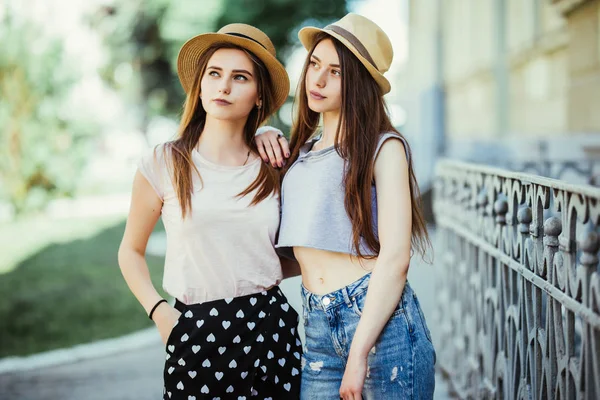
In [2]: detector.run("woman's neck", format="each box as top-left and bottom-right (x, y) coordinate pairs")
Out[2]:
(317, 110), (341, 149)
(196, 116), (250, 165)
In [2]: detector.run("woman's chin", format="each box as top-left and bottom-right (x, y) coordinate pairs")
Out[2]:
(307, 101), (330, 114)
(206, 108), (248, 122)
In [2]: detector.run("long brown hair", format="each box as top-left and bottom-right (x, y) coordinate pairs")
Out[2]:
(165, 42), (279, 218)
(286, 33), (431, 260)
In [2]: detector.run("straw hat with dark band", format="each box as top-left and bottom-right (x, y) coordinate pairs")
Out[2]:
(177, 23), (290, 110)
(298, 13), (393, 94)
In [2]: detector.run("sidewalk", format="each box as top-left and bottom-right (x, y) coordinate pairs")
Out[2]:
(0, 244), (453, 399)
(0, 342), (165, 400)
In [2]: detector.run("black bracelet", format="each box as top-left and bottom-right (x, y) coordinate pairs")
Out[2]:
(148, 299), (167, 320)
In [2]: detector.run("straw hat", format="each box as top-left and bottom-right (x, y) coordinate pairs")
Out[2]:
(298, 13), (393, 94)
(177, 24), (290, 110)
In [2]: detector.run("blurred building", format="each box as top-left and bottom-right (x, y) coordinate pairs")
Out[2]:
(405, 0), (600, 188)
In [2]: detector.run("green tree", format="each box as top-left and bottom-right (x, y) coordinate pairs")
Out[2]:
(0, 13), (95, 214)
(94, 0), (347, 131)
(92, 0), (181, 125)
(215, 0), (348, 61)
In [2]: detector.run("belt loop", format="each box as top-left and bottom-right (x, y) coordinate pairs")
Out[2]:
(341, 286), (353, 308)
(174, 299), (186, 312)
(304, 291), (313, 312)
(300, 288), (308, 312)
(403, 280), (412, 298)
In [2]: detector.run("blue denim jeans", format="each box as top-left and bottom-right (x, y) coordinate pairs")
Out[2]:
(300, 273), (436, 399)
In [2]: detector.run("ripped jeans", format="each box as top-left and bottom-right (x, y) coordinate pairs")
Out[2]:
(300, 273), (436, 399)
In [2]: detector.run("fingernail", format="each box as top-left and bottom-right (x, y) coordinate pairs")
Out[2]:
(285, 153), (290, 158)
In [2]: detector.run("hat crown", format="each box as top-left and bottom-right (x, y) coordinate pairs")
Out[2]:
(331, 13), (393, 73)
(217, 23), (276, 57)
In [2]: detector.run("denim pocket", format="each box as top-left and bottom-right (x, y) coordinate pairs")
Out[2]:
(351, 289), (404, 318)
(413, 293), (433, 343)
(351, 294), (363, 317)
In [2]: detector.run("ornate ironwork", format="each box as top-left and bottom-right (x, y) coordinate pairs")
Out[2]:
(506, 160), (600, 187)
(433, 159), (600, 399)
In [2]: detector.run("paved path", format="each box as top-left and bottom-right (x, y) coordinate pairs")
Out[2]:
(0, 344), (165, 400)
(0, 248), (452, 399)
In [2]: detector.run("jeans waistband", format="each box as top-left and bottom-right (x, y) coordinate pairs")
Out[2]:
(301, 273), (413, 312)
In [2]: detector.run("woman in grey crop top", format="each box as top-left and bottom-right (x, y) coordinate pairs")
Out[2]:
(256, 14), (436, 400)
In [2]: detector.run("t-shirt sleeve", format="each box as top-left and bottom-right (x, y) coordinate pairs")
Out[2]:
(255, 125), (284, 136)
(137, 145), (168, 200)
(373, 132), (410, 164)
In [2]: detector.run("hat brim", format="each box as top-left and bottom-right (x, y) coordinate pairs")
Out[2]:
(298, 27), (391, 94)
(177, 33), (290, 110)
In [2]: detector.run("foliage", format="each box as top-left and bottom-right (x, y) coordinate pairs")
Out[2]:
(94, 0), (348, 124)
(215, 0), (348, 61)
(0, 13), (95, 214)
(92, 0), (182, 123)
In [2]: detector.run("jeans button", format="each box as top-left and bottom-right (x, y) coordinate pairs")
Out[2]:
(322, 297), (331, 306)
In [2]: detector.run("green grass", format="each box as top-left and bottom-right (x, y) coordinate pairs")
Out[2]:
(0, 218), (166, 358)
(0, 215), (126, 274)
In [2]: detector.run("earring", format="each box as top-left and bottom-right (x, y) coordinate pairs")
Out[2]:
(257, 101), (262, 109)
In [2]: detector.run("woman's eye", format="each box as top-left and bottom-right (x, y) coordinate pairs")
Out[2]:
(234, 74), (248, 81)
(209, 71), (219, 77)
(310, 61), (318, 68)
(332, 70), (341, 76)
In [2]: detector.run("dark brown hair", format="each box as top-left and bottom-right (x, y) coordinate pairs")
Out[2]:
(166, 42), (279, 218)
(286, 33), (431, 260)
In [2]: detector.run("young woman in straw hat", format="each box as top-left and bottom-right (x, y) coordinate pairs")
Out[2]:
(256, 13), (436, 399)
(118, 24), (302, 399)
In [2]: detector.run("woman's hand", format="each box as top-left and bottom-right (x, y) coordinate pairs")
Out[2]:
(152, 302), (182, 345)
(339, 353), (368, 399)
(255, 126), (290, 168)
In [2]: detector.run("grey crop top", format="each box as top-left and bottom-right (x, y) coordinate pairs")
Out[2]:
(275, 132), (409, 259)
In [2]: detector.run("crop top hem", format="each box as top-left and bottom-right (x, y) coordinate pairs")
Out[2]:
(275, 242), (376, 259)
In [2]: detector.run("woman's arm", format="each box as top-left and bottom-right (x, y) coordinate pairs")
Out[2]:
(340, 138), (412, 399)
(255, 126), (290, 168)
(118, 170), (180, 344)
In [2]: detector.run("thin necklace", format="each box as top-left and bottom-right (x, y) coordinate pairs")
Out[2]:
(195, 143), (251, 166)
(242, 150), (251, 166)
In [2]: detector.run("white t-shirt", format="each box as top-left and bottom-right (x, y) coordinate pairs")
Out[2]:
(138, 144), (282, 305)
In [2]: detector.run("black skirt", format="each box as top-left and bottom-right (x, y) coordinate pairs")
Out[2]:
(163, 286), (302, 399)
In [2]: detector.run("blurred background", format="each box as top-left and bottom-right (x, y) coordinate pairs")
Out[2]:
(0, 0), (598, 399)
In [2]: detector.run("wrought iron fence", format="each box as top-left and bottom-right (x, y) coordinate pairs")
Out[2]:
(432, 160), (600, 399)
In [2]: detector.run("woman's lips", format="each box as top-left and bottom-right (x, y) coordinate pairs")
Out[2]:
(309, 91), (326, 100)
(213, 99), (232, 106)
